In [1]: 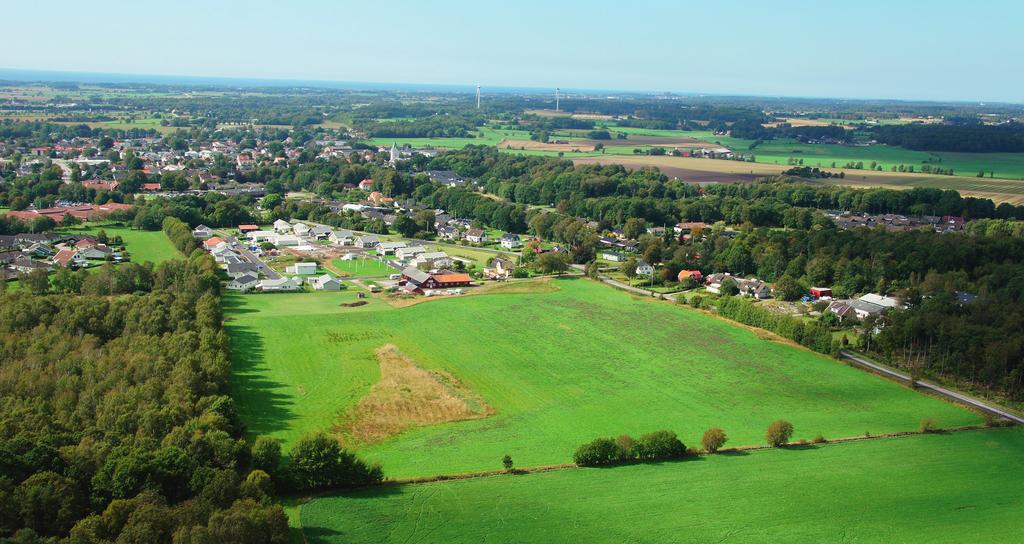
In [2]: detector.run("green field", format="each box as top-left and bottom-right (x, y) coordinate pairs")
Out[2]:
(60, 224), (181, 264)
(300, 427), (1024, 544)
(365, 127), (532, 149)
(329, 256), (396, 277)
(226, 278), (980, 478)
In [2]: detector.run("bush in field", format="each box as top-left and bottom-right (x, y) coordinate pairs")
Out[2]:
(251, 437), (282, 476)
(502, 454), (514, 472)
(701, 428), (728, 453)
(573, 437), (626, 467)
(632, 430), (686, 461)
(766, 420), (794, 447)
(920, 418), (938, 433)
(286, 433), (382, 491)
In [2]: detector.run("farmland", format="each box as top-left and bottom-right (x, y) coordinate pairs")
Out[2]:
(225, 278), (981, 479)
(300, 427), (1024, 544)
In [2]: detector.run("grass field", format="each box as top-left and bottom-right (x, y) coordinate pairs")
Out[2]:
(365, 127), (532, 149)
(300, 427), (1024, 544)
(226, 278), (980, 478)
(328, 256), (396, 277)
(60, 224), (181, 264)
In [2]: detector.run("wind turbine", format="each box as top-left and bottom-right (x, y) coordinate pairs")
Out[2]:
(476, 84), (481, 109)
(555, 87), (560, 112)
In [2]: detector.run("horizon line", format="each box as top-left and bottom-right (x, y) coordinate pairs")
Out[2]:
(0, 67), (1018, 107)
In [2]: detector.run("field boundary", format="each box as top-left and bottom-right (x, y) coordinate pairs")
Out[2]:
(839, 350), (1024, 424)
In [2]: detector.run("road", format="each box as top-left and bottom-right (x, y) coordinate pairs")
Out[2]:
(222, 233), (281, 279)
(840, 350), (1024, 424)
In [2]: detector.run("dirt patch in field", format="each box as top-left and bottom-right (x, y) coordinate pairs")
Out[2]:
(498, 139), (596, 152)
(336, 345), (493, 445)
(573, 156), (780, 183)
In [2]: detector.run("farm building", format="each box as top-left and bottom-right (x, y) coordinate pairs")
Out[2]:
(273, 219), (292, 233)
(677, 269), (703, 284)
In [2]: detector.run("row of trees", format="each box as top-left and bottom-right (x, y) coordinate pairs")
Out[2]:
(573, 431), (687, 466)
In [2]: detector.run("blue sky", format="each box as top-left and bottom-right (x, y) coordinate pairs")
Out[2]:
(2, 0), (1022, 102)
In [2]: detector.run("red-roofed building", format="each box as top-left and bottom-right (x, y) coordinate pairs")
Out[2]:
(359, 179), (374, 190)
(238, 224), (259, 233)
(203, 237), (225, 250)
(423, 273), (471, 289)
(141, 183), (162, 192)
(82, 180), (119, 191)
(53, 249), (85, 268)
(677, 269), (703, 284)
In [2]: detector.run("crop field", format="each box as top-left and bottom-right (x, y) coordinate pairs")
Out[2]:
(300, 427), (1024, 544)
(61, 224), (181, 264)
(226, 278), (980, 479)
(365, 127), (532, 149)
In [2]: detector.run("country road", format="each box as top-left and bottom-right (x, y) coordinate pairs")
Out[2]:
(839, 351), (1024, 424)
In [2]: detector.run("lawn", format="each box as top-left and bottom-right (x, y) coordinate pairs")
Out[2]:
(328, 256), (396, 277)
(60, 224), (181, 264)
(300, 427), (1024, 544)
(226, 278), (981, 479)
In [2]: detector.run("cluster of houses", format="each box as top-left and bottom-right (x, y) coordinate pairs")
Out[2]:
(704, 272), (772, 299)
(826, 293), (904, 322)
(829, 212), (966, 233)
(0, 232), (121, 279)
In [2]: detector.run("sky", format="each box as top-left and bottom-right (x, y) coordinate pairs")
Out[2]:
(2, 0), (1022, 103)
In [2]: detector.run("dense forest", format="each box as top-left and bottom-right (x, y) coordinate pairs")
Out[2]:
(871, 122), (1024, 153)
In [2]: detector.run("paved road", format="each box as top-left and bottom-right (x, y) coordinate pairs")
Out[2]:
(840, 350), (1024, 424)
(223, 234), (281, 279)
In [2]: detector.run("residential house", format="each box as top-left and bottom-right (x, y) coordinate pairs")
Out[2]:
(329, 230), (355, 246)
(24, 243), (55, 258)
(202, 237), (226, 251)
(310, 225), (333, 240)
(677, 269), (703, 284)
(286, 262), (318, 275)
(273, 234), (301, 247)
(485, 257), (515, 279)
(396, 245), (427, 261)
(11, 256), (51, 274)
(635, 260), (655, 277)
(259, 277), (301, 292)
(226, 274), (259, 291)
(355, 235), (380, 249)
(437, 225), (459, 240)
(238, 224), (259, 234)
(225, 262), (259, 278)
(292, 223), (312, 237)
(465, 229), (487, 244)
(736, 278), (771, 299)
(601, 251), (626, 262)
(377, 241), (408, 255)
(414, 251), (453, 269)
(858, 293), (902, 309)
(53, 249), (86, 268)
(247, 230), (276, 243)
(500, 233), (522, 249)
(358, 179), (374, 190)
(828, 299), (886, 322)
(273, 219), (292, 233)
(308, 274), (343, 291)
(704, 272), (733, 294)
(193, 225), (214, 239)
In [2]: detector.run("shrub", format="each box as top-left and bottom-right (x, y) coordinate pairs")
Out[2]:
(701, 428), (728, 453)
(573, 437), (626, 467)
(812, 434), (827, 444)
(251, 437), (282, 476)
(633, 430), (686, 461)
(765, 420), (794, 447)
(920, 418), (938, 433)
(285, 433), (382, 491)
(501, 454), (513, 472)
(615, 435), (636, 458)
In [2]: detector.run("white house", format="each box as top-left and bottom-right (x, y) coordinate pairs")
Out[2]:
(329, 230), (355, 246)
(308, 274), (342, 291)
(377, 241), (408, 255)
(286, 262), (318, 275)
(273, 234), (301, 247)
(248, 230), (276, 243)
(414, 251), (452, 269)
(601, 251), (626, 262)
(259, 277), (301, 292)
(396, 245), (427, 261)
(635, 260), (655, 277)
(292, 223), (312, 236)
(273, 219), (292, 233)
(226, 274), (259, 291)
(310, 225), (333, 240)
(192, 224), (214, 239)
(465, 228), (487, 243)
(355, 235), (380, 248)
(858, 293), (903, 309)
(500, 233), (522, 249)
